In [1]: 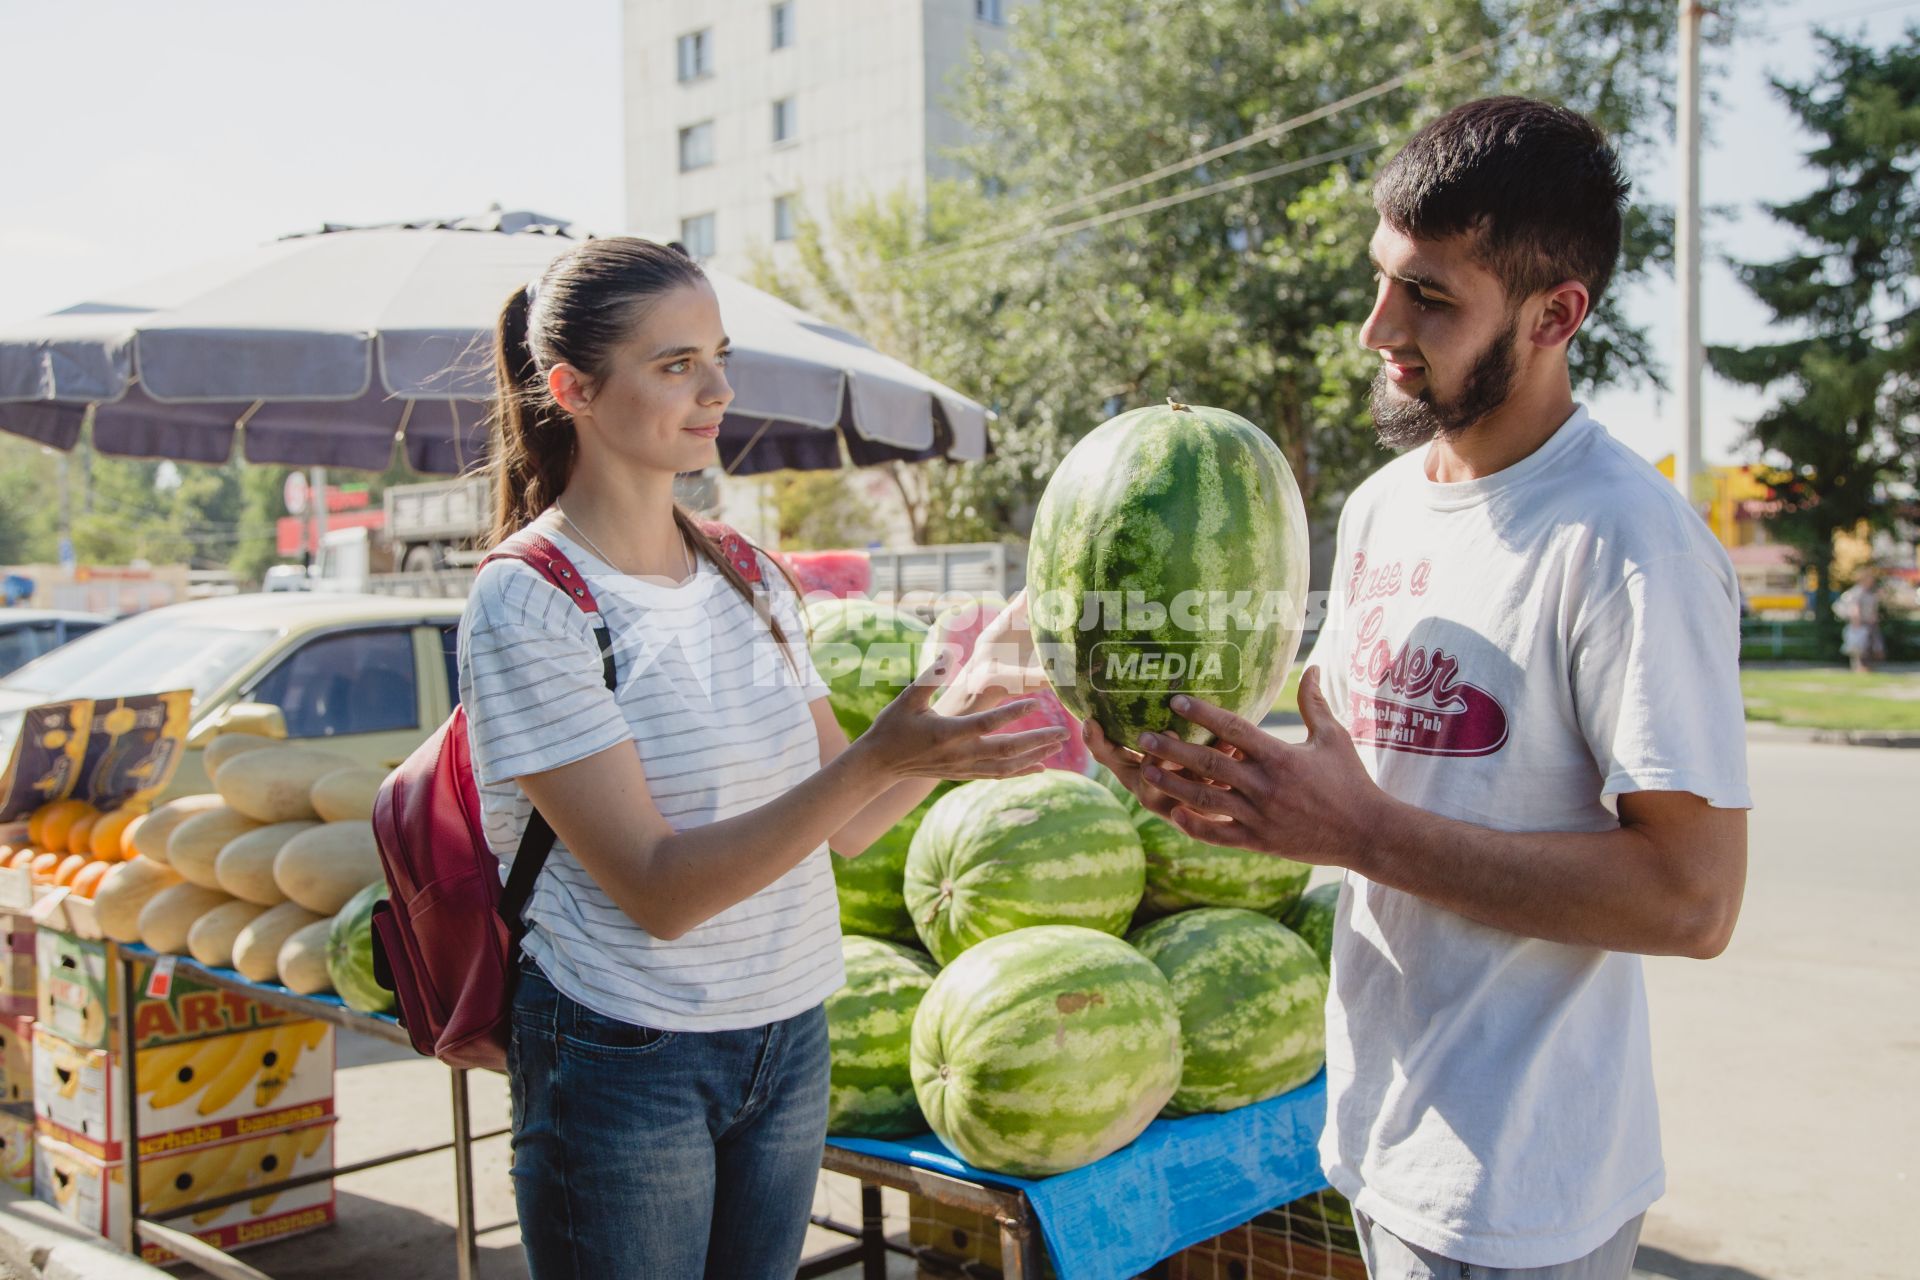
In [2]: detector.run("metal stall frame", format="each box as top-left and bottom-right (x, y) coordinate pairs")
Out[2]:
(802, 1145), (1048, 1280)
(114, 945), (510, 1280)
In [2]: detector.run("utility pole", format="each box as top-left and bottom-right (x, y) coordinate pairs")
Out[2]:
(310, 465), (329, 581)
(1676, 0), (1705, 516)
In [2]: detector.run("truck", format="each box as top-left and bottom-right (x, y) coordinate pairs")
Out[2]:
(321, 473), (1025, 603)
(384, 475), (494, 574)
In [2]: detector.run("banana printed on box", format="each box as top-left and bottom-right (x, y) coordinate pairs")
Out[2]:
(33, 1020), (334, 1161)
(0, 1102), (32, 1192)
(33, 1117), (335, 1263)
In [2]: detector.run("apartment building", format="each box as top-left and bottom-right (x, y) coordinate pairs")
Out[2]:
(621, 0), (1026, 273)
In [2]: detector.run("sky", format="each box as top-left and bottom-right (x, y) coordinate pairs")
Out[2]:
(1, 0), (1915, 472)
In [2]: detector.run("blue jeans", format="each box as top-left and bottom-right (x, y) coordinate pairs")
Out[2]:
(507, 962), (831, 1279)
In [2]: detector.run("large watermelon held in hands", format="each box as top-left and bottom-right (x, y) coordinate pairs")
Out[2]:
(832, 783), (956, 944)
(904, 773), (1145, 967)
(1277, 881), (1338, 969)
(327, 879), (393, 1014)
(1095, 765), (1309, 917)
(806, 600), (930, 741)
(921, 599), (1093, 775)
(911, 925), (1182, 1177)
(825, 937), (939, 1137)
(1026, 400), (1310, 750)
(1127, 908), (1328, 1115)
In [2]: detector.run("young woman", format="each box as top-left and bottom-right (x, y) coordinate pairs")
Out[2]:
(460, 237), (1060, 1278)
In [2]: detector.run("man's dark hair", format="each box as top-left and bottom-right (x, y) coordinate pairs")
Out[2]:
(1374, 97), (1629, 307)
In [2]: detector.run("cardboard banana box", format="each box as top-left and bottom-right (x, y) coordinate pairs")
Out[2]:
(0, 915), (33, 1017)
(37, 930), (315, 1052)
(34, 1116), (336, 1263)
(33, 1021), (334, 1161)
(0, 1102), (32, 1192)
(0, 1013), (30, 1104)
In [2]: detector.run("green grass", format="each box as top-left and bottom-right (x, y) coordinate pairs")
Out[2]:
(1267, 661), (1920, 732)
(1740, 666), (1920, 732)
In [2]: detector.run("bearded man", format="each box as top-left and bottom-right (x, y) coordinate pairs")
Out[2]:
(1091, 98), (1750, 1280)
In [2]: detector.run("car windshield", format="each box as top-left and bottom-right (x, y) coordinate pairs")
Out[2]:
(0, 613), (276, 704)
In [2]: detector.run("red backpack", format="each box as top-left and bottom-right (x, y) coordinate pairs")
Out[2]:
(369, 522), (764, 1069)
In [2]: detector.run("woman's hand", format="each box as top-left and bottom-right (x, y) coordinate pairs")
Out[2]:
(931, 590), (1052, 717)
(859, 653), (1070, 782)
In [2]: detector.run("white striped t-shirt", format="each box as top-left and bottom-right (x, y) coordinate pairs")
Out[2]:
(458, 516), (844, 1032)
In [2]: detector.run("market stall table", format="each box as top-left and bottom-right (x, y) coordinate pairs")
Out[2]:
(115, 943), (506, 1280)
(804, 1074), (1329, 1280)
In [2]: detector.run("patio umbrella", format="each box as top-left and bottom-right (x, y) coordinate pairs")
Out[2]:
(0, 210), (991, 475)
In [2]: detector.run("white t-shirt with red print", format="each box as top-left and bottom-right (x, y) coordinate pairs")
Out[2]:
(1302, 406), (1751, 1269)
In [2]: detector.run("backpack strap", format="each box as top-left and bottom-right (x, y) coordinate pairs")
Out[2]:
(477, 533), (615, 960)
(695, 518), (765, 585)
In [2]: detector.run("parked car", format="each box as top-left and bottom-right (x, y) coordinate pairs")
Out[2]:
(262, 564), (314, 592)
(0, 593), (465, 802)
(0, 609), (114, 677)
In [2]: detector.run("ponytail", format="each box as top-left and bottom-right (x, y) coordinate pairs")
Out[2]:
(485, 285), (575, 547)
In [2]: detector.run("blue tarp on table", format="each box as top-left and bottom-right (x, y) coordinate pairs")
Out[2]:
(827, 1072), (1328, 1280)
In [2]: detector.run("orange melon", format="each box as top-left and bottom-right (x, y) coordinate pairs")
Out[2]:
(66, 812), (99, 857)
(37, 801), (92, 855)
(71, 861), (112, 899)
(91, 809), (143, 861)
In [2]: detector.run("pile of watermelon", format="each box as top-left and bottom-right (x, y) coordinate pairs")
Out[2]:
(812, 400), (1333, 1178)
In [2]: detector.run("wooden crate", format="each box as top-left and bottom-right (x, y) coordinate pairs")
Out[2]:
(1165, 1191), (1366, 1280)
(905, 1189), (1361, 1280)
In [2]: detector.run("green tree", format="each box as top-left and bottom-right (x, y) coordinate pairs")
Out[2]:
(767, 469), (884, 549)
(0, 437), (59, 564)
(230, 464), (296, 584)
(753, 187), (1116, 544)
(1709, 29), (1920, 625)
(760, 0), (1699, 545)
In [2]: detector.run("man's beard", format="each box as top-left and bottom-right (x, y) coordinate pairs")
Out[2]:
(1369, 315), (1520, 451)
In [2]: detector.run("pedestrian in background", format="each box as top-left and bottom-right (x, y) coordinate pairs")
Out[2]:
(1836, 568), (1885, 674)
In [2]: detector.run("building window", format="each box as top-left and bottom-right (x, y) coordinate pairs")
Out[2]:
(772, 97), (797, 145)
(676, 29), (713, 81)
(773, 195), (798, 242)
(771, 2), (794, 50)
(975, 0), (1004, 23)
(681, 214), (716, 259)
(678, 121), (714, 172)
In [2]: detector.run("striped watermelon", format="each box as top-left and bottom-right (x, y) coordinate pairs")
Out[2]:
(1277, 881), (1338, 969)
(825, 937), (939, 1137)
(327, 880), (392, 1015)
(911, 925), (1182, 1176)
(904, 773), (1145, 967)
(922, 600), (1093, 775)
(1095, 765), (1308, 916)
(805, 599), (930, 740)
(1127, 908), (1327, 1115)
(832, 783), (956, 944)
(1026, 401), (1309, 749)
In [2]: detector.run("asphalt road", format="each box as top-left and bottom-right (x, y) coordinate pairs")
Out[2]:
(211, 734), (1913, 1280)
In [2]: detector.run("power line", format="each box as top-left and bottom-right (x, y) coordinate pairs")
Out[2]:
(911, 141), (1385, 268)
(892, 0), (1604, 270)
(899, 39), (1497, 267)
